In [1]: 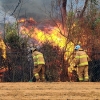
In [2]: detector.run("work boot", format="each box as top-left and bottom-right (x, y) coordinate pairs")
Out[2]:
(42, 79), (46, 82)
(84, 79), (89, 82)
(79, 80), (84, 82)
(40, 78), (46, 82)
(41, 76), (46, 82)
(36, 79), (41, 82)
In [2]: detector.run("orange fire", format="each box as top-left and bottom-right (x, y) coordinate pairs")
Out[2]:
(19, 18), (74, 57)
(18, 18), (36, 25)
(0, 36), (7, 80)
(18, 18), (26, 23)
(0, 36), (6, 59)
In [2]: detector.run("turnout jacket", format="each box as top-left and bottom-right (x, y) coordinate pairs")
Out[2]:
(74, 49), (89, 67)
(32, 51), (45, 66)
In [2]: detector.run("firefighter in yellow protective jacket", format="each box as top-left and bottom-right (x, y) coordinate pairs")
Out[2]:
(31, 47), (46, 82)
(74, 45), (90, 82)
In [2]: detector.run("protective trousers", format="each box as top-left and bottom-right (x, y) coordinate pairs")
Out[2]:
(33, 64), (46, 82)
(77, 65), (89, 82)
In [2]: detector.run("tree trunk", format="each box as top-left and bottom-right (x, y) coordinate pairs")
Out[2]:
(79, 0), (89, 18)
(61, 0), (67, 36)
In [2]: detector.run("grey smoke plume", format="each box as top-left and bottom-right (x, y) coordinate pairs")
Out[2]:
(0, 0), (54, 21)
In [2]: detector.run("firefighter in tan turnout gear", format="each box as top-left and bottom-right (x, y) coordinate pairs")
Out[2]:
(74, 45), (90, 82)
(31, 47), (46, 82)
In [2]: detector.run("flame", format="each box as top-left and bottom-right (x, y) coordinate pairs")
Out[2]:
(0, 67), (8, 73)
(30, 27), (67, 48)
(18, 18), (26, 23)
(18, 17), (36, 24)
(0, 36), (7, 77)
(19, 18), (74, 57)
(0, 37), (6, 59)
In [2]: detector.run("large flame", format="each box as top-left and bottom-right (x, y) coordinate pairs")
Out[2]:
(19, 18), (74, 57)
(31, 27), (66, 48)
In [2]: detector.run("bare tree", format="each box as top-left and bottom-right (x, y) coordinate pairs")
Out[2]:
(10, 0), (22, 16)
(61, 0), (67, 35)
(79, 0), (89, 18)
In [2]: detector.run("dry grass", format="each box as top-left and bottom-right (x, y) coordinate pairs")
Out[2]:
(0, 82), (100, 100)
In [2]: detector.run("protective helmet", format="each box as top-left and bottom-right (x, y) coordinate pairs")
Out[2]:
(31, 47), (36, 52)
(74, 45), (80, 50)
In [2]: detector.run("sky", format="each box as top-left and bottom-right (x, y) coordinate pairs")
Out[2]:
(0, 0), (84, 22)
(0, 0), (53, 23)
(0, 0), (91, 24)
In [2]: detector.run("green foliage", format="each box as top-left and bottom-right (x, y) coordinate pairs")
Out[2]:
(4, 23), (30, 82)
(6, 33), (20, 49)
(5, 23), (28, 50)
(90, 0), (98, 5)
(5, 23), (19, 49)
(94, 18), (100, 25)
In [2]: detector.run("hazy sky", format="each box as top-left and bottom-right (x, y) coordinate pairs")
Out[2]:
(0, 0), (53, 23)
(0, 0), (99, 34)
(0, 0), (87, 23)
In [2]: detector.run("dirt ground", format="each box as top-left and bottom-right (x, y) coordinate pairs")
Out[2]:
(0, 82), (100, 100)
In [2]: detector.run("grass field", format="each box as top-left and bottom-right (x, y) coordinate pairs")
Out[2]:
(0, 82), (100, 100)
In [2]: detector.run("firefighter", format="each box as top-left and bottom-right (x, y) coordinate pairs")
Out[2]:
(30, 47), (46, 82)
(74, 45), (90, 82)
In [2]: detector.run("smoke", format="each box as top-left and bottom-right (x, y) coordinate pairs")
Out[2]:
(0, 0), (54, 21)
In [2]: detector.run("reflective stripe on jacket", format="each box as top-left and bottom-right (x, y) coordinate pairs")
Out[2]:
(75, 49), (88, 67)
(32, 51), (45, 66)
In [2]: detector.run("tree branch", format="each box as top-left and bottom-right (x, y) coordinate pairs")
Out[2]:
(79, 0), (89, 18)
(10, 0), (21, 16)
